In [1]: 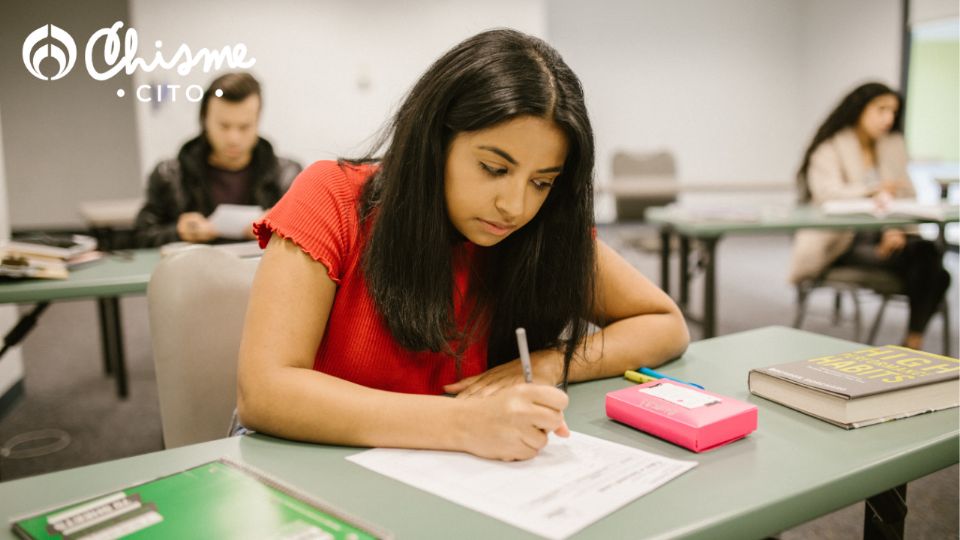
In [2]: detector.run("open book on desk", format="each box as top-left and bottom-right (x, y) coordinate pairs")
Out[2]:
(0, 234), (97, 260)
(821, 199), (947, 221)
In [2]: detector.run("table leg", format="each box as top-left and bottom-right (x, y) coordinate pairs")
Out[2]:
(98, 297), (128, 399)
(863, 484), (907, 540)
(659, 227), (671, 296)
(679, 236), (690, 309)
(97, 300), (113, 375)
(701, 237), (719, 339)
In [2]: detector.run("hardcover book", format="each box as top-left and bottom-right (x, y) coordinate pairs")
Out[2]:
(748, 346), (959, 429)
(11, 459), (392, 539)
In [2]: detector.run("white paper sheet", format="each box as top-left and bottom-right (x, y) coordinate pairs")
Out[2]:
(208, 204), (263, 239)
(821, 198), (945, 220)
(346, 431), (697, 539)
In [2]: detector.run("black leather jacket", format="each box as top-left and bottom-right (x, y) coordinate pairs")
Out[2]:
(133, 135), (301, 247)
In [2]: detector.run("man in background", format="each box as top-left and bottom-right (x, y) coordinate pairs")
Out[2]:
(134, 72), (301, 246)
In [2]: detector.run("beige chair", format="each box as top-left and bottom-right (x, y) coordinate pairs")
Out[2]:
(147, 246), (261, 448)
(610, 150), (678, 221)
(793, 266), (952, 356)
(608, 150), (678, 253)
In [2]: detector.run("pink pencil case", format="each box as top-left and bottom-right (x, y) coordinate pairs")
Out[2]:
(606, 379), (758, 452)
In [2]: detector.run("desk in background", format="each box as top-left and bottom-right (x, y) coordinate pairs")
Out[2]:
(646, 204), (960, 338)
(1, 327), (955, 539)
(0, 250), (160, 398)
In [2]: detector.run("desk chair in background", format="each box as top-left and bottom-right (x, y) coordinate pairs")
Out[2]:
(78, 198), (143, 251)
(147, 246), (260, 449)
(793, 265), (952, 356)
(608, 150), (678, 253)
(611, 150), (678, 220)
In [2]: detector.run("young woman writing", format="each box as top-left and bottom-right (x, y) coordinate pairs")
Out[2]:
(237, 29), (688, 461)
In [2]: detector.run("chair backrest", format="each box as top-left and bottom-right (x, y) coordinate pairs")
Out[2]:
(610, 150), (678, 221)
(611, 150), (676, 178)
(147, 246), (260, 448)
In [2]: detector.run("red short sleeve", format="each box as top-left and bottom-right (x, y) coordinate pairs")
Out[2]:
(253, 161), (369, 283)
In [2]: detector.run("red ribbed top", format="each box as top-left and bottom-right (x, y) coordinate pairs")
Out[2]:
(253, 160), (488, 395)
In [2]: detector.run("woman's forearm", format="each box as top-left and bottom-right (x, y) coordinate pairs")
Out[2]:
(566, 312), (689, 383)
(237, 367), (469, 450)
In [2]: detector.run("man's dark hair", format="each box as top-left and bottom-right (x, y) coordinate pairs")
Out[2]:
(797, 82), (903, 203)
(199, 72), (262, 125)
(353, 29), (597, 384)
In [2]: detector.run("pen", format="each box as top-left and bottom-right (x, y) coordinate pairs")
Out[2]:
(515, 328), (533, 383)
(624, 370), (657, 384)
(638, 367), (705, 390)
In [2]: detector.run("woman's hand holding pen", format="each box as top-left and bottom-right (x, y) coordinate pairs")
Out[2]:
(459, 384), (570, 461)
(443, 349), (564, 399)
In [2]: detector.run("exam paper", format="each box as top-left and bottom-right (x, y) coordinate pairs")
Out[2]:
(346, 431), (696, 539)
(208, 204), (263, 239)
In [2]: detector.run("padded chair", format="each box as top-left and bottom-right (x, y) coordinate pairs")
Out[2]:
(609, 150), (678, 253)
(793, 265), (952, 355)
(610, 150), (678, 221)
(147, 246), (261, 448)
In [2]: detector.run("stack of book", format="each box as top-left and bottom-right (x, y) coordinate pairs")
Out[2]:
(0, 234), (100, 280)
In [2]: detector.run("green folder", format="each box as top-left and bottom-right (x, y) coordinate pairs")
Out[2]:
(11, 459), (391, 539)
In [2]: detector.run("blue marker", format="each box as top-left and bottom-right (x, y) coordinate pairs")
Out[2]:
(639, 367), (705, 390)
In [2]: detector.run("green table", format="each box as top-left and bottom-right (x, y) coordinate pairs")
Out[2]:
(646, 204), (960, 338)
(0, 250), (161, 398)
(2, 327), (955, 539)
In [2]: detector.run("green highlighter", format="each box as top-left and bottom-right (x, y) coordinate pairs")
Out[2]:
(624, 370), (658, 384)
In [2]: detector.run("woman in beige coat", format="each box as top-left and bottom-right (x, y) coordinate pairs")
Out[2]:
(790, 82), (950, 350)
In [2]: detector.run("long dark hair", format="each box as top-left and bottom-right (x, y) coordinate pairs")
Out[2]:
(353, 29), (596, 383)
(797, 82), (903, 202)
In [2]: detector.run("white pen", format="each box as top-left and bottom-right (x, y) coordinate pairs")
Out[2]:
(515, 327), (533, 383)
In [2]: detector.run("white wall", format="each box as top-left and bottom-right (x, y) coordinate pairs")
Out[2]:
(548, 0), (806, 190)
(0, 103), (26, 402)
(911, 0), (960, 24)
(0, 0), (143, 229)
(129, 0), (547, 180)
(547, 0), (903, 213)
(797, 0), (902, 147)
